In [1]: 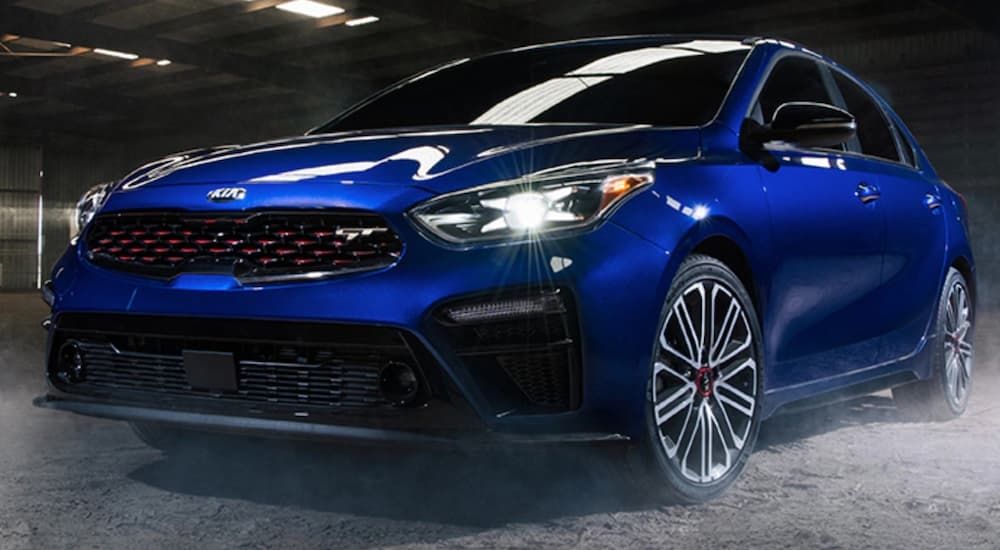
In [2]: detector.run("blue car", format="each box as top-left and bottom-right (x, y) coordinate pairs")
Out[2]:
(37, 35), (975, 502)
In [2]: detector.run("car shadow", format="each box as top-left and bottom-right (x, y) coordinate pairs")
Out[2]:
(128, 436), (644, 530)
(757, 393), (901, 449)
(128, 394), (904, 531)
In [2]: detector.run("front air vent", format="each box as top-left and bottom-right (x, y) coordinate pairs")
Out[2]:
(436, 288), (582, 413)
(84, 210), (403, 282)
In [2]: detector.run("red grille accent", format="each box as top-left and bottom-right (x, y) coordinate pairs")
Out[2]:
(85, 210), (403, 281)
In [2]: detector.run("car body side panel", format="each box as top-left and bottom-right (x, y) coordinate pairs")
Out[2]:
(870, 161), (948, 363)
(756, 147), (885, 388)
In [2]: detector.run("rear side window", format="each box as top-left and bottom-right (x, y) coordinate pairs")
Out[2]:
(756, 56), (833, 123)
(893, 125), (916, 167)
(832, 71), (901, 163)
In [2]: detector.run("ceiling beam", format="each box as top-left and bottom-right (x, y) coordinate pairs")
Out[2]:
(0, 5), (365, 96)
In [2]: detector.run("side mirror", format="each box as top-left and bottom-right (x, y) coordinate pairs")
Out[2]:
(742, 102), (857, 149)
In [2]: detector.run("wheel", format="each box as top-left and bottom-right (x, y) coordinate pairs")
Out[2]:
(129, 421), (186, 452)
(629, 254), (764, 504)
(892, 267), (973, 421)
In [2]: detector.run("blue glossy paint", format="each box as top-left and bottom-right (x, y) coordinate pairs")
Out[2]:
(46, 36), (974, 441)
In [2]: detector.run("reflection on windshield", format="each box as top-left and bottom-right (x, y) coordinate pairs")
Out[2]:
(317, 39), (750, 132)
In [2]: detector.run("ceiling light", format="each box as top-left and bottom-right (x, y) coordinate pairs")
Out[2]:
(276, 0), (344, 18)
(93, 48), (139, 60)
(345, 16), (380, 26)
(156, 59), (172, 66)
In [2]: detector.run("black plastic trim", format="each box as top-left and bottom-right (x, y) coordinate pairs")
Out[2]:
(34, 394), (627, 447)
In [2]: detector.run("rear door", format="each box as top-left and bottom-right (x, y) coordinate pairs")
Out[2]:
(752, 55), (885, 389)
(827, 69), (947, 363)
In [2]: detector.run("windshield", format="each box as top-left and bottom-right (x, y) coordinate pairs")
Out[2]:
(315, 39), (750, 133)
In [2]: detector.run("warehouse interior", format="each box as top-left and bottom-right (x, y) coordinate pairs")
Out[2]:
(1, 1), (998, 548)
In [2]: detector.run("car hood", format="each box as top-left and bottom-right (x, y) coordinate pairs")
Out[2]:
(114, 124), (701, 197)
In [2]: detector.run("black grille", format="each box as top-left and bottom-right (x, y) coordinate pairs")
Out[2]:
(72, 341), (385, 409)
(438, 289), (581, 413)
(496, 350), (571, 408)
(84, 210), (403, 281)
(49, 314), (424, 412)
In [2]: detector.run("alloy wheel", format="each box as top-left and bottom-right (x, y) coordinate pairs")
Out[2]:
(943, 280), (973, 407)
(652, 279), (758, 484)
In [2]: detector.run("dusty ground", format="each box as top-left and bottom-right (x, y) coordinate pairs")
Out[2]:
(1, 292), (998, 549)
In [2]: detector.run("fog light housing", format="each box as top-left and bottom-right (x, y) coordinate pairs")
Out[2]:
(56, 341), (87, 384)
(379, 362), (419, 406)
(441, 290), (566, 325)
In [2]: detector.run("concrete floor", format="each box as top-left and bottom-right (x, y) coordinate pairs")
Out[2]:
(1, 292), (999, 549)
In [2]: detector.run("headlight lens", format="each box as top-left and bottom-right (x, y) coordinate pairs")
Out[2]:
(73, 181), (113, 235)
(410, 165), (653, 244)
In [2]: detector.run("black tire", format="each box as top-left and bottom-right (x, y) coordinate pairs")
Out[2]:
(892, 267), (974, 421)
(628, 254), (764, 504)
(129, 421), (187, 452)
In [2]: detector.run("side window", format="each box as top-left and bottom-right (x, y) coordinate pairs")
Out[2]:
(756, 56), (833, 123)
(892, 125), (916, 167)
(831, 71), (901, 163)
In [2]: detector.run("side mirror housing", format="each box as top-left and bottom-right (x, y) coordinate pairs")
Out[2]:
(742, 102), (857, 150)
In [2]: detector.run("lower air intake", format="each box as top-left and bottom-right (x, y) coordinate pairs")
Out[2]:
(437, 288), (582, 413)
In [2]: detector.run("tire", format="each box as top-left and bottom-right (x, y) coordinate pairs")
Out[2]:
(892, 267), (974, 421)
(628, 254), (764, 504)
(129, 421), (186, 452)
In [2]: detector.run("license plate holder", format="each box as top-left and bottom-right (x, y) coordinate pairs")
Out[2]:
(183, 350), (238, 392)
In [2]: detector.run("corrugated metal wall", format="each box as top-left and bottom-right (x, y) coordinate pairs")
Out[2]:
(41, 148), (132, 283)
(0, 145), (42, 290)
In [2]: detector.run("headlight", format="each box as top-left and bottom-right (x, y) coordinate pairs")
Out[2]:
(410, 163), (654, 244)
(73, 181), (113, 235)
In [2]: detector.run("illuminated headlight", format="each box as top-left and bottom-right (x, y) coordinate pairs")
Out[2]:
(410, 166), (654, 244)
(73, 181), (113, 235)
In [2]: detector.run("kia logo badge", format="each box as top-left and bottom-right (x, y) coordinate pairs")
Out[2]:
(206, 187), (246, 202)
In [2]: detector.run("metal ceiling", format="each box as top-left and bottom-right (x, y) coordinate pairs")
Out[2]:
(0, 0), (995, 146)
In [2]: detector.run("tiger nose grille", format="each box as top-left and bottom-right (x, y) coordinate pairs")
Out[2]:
(84, 210), (403, 282)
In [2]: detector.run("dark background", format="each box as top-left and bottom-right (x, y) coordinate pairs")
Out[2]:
(0, 0), (997, 304)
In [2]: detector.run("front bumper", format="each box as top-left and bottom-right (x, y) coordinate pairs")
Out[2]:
(42, 212), (675, 442)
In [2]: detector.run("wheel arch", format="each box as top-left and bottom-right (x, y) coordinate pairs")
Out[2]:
(665, 218), (766, 328)
(691, 235), (761, 320)
(949, 254), (976, 315)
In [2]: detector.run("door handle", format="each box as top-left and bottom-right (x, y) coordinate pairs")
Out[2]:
(924, 193), (942, 211)
(855, 182), (881, 204)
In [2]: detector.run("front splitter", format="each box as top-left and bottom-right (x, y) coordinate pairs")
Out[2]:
(34, 394), (629, 448)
